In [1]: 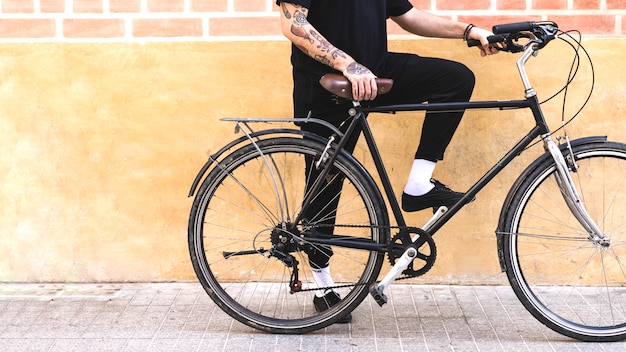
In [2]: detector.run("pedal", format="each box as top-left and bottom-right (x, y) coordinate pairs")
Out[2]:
(370, 246), (418, 308)
(369, 283), (388, 306)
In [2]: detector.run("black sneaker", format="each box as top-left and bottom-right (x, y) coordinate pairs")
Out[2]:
(401, 179), (474, 212)
(313, 291), (352, 324)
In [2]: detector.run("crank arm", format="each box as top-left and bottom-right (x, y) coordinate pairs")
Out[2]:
(369, 207), (448, 306)
(370, 245), (417, 306)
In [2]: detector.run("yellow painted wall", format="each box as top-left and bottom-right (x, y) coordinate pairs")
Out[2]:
(2, 39), (625, 283)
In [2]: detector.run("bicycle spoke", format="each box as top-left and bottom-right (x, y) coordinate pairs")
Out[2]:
(502, 143), (626, 341)
(189, 137), (387, 333)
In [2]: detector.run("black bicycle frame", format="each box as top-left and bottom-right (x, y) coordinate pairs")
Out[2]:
(296, 94), (549, 251)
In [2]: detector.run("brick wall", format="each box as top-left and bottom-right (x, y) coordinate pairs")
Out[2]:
(1, 0), (625, 42)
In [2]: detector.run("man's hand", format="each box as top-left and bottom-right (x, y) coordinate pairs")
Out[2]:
(343, 62), (378, 101)
(467, 27), (501, 57)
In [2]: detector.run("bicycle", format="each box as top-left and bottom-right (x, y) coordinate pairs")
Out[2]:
(187, 21), (626, 342)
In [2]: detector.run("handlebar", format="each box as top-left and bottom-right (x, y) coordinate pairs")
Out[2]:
(467, 21), (559, 53)
(492, 21), (535, 35)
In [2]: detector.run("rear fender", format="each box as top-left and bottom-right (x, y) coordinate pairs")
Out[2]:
(188, 128), (330, 197)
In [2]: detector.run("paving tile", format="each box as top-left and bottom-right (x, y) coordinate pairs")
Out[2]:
(1, 283), (626, 351)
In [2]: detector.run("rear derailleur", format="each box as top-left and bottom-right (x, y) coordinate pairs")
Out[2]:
(269, 223), (303, 293)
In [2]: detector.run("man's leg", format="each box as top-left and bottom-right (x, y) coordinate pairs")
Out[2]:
(299, 121), (361, 267)
(375, 54), (475, 211)
(299, 119), (359, 322)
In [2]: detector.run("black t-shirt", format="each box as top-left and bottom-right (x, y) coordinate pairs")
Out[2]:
(276, 0), (413, 117)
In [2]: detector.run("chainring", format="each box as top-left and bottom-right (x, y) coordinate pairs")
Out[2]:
(388, 227), (437, 278)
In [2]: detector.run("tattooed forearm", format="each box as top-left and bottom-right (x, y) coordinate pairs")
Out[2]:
(294, 9), (308, 25)
(291, 25), (313, 44)
(329, 49), (346, 60)
(310, 29), (347, 60)
(296, 44), (309, 55)
(281, 3), (348, 69)
(309, 30), (332, 53)
(345, 62), (371, 75)
(314, 55), (333, 67)
(288, 7), (313, 44)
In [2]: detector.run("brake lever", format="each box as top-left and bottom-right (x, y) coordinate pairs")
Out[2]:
(532, 24), (559, 50)
(505, 33), (533, 53)
(467, 33), (532, 53)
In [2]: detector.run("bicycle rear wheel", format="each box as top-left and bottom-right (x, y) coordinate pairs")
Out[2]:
(188, 136), (388, 333)
(500, 141), (626, 341)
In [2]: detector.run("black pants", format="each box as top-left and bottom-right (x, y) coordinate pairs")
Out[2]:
(299, 53), (475, 268)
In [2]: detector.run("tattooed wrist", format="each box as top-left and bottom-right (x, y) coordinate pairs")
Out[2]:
(345, 62), (370, 75)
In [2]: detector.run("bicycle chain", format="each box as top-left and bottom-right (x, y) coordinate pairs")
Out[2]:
(293, 275), (423, 294)
(315, 223), (409, 230)
(304, 223), (435, 284)
(291, 270), (424, 295)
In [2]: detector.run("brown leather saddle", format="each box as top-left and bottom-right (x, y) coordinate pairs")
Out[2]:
(319, 73), (393, 100)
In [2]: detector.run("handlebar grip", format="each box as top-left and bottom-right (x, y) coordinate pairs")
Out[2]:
(492, 21), (534, 34)
(466, 34), (505, 48)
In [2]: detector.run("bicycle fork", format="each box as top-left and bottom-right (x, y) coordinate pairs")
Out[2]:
(544, 134), (610, 246)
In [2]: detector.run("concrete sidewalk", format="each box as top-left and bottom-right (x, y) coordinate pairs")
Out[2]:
(1, 283), (625, 351)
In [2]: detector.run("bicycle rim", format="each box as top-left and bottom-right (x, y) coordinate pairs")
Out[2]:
(502, 142), (626, 341)
(188, 137), (387, 333)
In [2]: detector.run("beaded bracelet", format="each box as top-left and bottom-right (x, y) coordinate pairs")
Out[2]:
(463, 24), (475, 41)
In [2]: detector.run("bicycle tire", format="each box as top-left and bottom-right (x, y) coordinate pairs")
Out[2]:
(188, 136), (388, 333)
(500, 141), (626, 341)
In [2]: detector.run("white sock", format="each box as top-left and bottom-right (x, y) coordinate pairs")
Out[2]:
(403, 159), (436, 196)
(311, 266), (334, 297)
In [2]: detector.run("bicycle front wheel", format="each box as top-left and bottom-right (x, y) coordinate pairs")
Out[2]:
(500, 141), (626, 341)
(188, 136), (388, 333)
